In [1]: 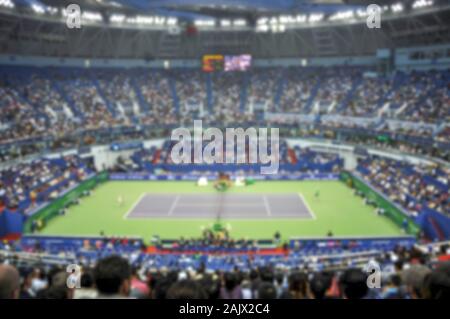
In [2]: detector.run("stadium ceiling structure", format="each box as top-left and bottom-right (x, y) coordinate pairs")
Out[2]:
(39, 0), (365, 18)
(0, 0), (449, 58)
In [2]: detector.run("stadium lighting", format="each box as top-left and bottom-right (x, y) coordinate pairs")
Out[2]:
(46, 6), (58, 15)
(233, 19), (247, 27)
(167, 17), (178, 26)
(154, 17), (166, 25)
(328, 10), (354, 21)
(220, 19), (231, 27)
(279, 15), (295, 24)
(135, 15), (155, 24)
(31, 4), (46, 14)
(278, 15), (306, 24)
(356, 9), (368, 18)
(110, 14), (126, 23)
(309, 13), (324, 23)
(412, 0), (433, 9)
(391, 3), (404, 13)
(30, 3), (58, 15)
(279, 15), (289, 24)
(163, 60), (170, 69)
(82, 11), (103, 22)
(123, 15), (176, 26)
(257, 17), (269, 25)
(296, 15), (307, 23)
(194, 19), (216, 27)
(270, 23), (286, 33)
(256, 24), (269, 32)
(0, 0), (14, 9)
(128, 15), (152, 25)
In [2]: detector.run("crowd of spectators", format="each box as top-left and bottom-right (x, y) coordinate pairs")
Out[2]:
(314, 68), (357, 114)
(0, 156), (93, 215)
(210, 72), (247, 124)
(1, 67), (448, 130)
(0, 240), (449, 299)
(344, 76), (394, 117)
(58, 70), (127, 129)
(97, 71), (136, 118)
(0, 81), (47, 142)
(277, 69), (319, 113)
(246, 68), (280, 112)
(0, 67), (448, 163)
(396, 70), (449, 123)
(137, 71), (178, 125)
(173, 70), (207, 118)
(357, 157), (450, 218)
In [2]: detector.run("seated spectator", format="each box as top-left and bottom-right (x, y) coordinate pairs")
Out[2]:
(380, 274), (406, 299)
(423, 262), (450, 300)
(220, 272), (242, 299)
(166, 280), (208, 299)
(0, 265), (20, 299)
(257, 282), (277, 299)
(93, 255), (132, 299)
(73, 269), (97, 299)
(401, 264), (431, 299)
(339, 269), (368, 299)
(280, 272), (309, 299)
(309, 272), (333, 299)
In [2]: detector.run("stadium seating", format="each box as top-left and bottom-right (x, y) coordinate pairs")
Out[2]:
(1, 67), (449, 146)
(1, 233), (448, 299)
(357, 157), (450, 219)
(0, 156), (94, 215)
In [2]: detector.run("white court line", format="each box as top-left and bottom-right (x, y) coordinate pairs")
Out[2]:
(123, 193), (147, 220)
(263, 195), (272, 217)
(298, 193), (317, 220)
(167, 195), (181, 216)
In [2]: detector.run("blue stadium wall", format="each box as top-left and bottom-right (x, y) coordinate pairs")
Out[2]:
(0, 44), (449, 70)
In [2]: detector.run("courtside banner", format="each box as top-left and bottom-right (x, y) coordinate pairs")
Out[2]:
(108, 173), (339, 181)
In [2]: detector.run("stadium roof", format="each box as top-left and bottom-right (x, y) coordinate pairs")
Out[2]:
(36, 0), (368, 20)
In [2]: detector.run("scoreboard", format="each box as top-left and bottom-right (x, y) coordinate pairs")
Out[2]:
(202, 55), (224, 72)
(202, 54), (251, 72)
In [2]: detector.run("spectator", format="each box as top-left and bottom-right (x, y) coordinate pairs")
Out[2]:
(166, 280), (208, 299)
(309, 272), (332, 299)
(0, 264), (20, 299)
(73, 269), (97, 299)
(401, 265), (431, 299)
(257, 282), (277, 299)
(220, 273), (243, 299)
(339, 269), (368, 299)
(380, 274), (406, 299)
(281, 272), (309, 299)
(94, 255), (132, 299)
(423, 262), (450, 299)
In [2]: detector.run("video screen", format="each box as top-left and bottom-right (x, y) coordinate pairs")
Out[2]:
(225, 54), (252, 71)
(202, 54), (224, 72)
(202, 54), (252, 72)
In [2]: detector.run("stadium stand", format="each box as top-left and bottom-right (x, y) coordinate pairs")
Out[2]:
(1, 235), (449, 299)
(1, 67), (449, 145)
(357, 157), (450, 218)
